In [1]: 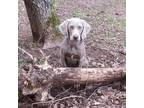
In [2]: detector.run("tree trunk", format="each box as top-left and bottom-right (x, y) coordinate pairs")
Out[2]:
(23, 0), (51, 43)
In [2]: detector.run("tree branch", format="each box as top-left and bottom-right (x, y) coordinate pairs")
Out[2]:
(18, 47), (34, 60)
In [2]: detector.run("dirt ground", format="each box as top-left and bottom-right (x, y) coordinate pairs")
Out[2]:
(18, 0), (126, 107)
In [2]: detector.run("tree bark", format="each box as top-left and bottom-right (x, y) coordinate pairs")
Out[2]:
(53, 67), (126, 85)
(23, 0), (51, 43)
(19, 67), (126, 95)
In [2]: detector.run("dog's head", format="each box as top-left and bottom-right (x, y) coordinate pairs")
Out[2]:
(59, 18), (91, 42)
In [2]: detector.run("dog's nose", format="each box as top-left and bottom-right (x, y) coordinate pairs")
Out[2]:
(73, 36), (78, 40)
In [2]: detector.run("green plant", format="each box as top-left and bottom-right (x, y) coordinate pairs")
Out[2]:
(18, 59), (31, 67)
(73, 10), (86, 18)
(49, 0), (61, 38)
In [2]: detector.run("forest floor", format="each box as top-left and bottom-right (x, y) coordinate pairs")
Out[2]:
(18, 0), (126, 107)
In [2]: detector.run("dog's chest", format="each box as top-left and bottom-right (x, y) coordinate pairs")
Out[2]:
(65, 47), (80, 67)
(70, 47), (79, 54)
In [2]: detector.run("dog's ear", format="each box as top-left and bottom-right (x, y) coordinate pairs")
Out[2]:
(59, 19), (70, 36)
(81, 20), (91, 39)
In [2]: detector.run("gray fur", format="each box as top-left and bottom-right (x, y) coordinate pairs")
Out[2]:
(59, 18), (91, 67)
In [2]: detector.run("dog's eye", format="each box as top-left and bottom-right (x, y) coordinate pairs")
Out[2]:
(70, 26), (74, 29)
(78, 26), (82, 29)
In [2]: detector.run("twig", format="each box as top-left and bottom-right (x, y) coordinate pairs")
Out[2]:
(54, 95), (85, 103)
(87, 87), (99, 101)
(18, 47), (34, 60)
(54, 88), (71, 99)
(50, 95), (85, 107)
(86, 83), (114, 101)
(31, 95), (85, 108)
(39, 49), (46, 57)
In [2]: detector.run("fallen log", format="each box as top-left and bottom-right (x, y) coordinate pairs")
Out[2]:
(53, 67), (126, 85)
(19, 67), (126, 96)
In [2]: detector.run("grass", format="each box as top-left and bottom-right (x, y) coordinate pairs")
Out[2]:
(105, 15), (125, 37)
(35, 58), (45, 65)
(117, 19), (126, 31)
(18, 58), (45, 67)
(72, 10), (87, 18)
(18, 59), (31, 67)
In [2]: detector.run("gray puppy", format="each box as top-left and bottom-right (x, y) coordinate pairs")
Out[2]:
(59, 18), (91, 67)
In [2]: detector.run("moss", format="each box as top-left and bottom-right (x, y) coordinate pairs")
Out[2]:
(18, 59), (32, 67)
(49, 0), (61, 38)
(50, 0), (60, 28)
(35, 58), (45, 65)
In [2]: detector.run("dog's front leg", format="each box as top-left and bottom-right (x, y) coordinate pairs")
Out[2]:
(80, 56), (88, 68)
(60, 48), (67, 67)
(79, 45), (88, 67)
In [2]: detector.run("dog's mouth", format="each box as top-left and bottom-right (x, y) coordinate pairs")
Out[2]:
(69, 40), (78, 45)
(72, 39), (78, 42)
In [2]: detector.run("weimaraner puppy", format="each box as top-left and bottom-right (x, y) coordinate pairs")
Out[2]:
(59, 18), (91, 67)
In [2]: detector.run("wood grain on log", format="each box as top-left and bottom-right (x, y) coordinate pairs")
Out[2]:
(53, 67), (126, 85)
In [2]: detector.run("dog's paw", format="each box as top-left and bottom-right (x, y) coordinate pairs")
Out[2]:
(80, 59), (89, 68)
